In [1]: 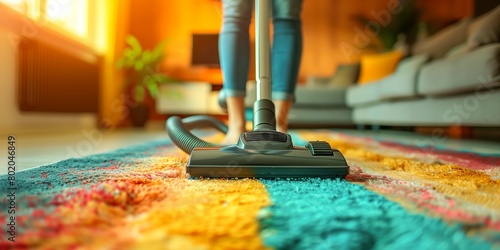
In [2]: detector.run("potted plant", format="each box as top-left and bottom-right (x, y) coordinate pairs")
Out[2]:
(354, 1), (420, 52)
(116, 35), (174, 127)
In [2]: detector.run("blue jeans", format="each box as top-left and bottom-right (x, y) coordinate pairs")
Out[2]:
(219, 0), (303, 101)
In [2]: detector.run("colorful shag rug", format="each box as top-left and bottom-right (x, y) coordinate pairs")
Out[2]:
(1, 130), (500, 249)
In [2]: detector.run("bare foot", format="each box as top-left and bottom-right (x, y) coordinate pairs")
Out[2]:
(276, 123), (288, 134)
(222, 96), (246, 144)
(274, 100), (292, 134)
(222, 128), (246, 144)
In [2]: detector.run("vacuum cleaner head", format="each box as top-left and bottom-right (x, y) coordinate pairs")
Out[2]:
(187, 131), (349, 179)
(166, 0), (350, 180)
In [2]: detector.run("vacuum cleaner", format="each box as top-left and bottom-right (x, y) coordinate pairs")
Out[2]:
(166, 0), (349, 179)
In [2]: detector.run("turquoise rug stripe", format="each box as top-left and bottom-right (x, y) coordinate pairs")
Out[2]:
(259, 178), (492, 250)
(289, 132), (308, 147)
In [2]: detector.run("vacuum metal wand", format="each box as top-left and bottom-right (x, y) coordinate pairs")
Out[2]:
(253, 0), (276, 131)
(255, 0), (271, 101)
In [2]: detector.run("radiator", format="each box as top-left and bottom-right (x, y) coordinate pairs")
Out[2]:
(17, 38), (101, 113)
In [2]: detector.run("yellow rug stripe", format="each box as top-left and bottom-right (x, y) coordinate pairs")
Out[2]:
(126, 157), (272, 250)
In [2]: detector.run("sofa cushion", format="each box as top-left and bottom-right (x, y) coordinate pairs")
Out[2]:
(418, 43), (500, 96)
(358, 50), (404, 84)
(445, 43), (468, 59)
(305, 63), (360, 88)
(346, 80), (382, 107)
(467, 6), (500, 50)
(288, 107), (353, 126)
(412, 18), (471, 59)
(294, 85), (347, 107)
(329, 63), (360, 87)
(379, 54), (430, 100)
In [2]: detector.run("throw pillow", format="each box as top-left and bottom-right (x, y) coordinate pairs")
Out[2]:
(445, 43), (468, 59)
(412, 18), (471, 59)
(329, 63), (360, 88)
(467, 6), (500, 50)
(358, 50), (404, 84)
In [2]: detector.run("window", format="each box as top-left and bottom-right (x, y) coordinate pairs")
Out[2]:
(1, 0), (104, 52)
(45, 0), (89, 38)
(0, 0), (27, 13)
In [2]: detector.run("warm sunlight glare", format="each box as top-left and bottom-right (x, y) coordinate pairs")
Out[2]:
(0, 0), (26, 12)
(94, 0), (108, 53)
(46, 0), (88, 38)
(2, 0), (107, 52)
(27, 0), (40, 20)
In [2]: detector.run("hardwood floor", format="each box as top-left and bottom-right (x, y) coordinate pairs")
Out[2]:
(1, 122), (169, 174)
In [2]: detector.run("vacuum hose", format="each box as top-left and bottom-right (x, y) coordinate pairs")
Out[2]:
(166, 115), (229, 154)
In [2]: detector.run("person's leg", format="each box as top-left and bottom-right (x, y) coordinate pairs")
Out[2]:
(273, 100), (292, 133)
(271, 0), (303, 133)
(219, 0), (253, 143)
(223, 96), (246, 144)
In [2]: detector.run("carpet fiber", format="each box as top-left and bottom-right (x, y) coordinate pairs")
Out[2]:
(1, 130), (499, 249)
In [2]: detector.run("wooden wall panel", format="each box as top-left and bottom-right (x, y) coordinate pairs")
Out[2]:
(417, 0), (474, 22)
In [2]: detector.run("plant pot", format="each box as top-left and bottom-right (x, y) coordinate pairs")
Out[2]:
(129, 104), (150, 127)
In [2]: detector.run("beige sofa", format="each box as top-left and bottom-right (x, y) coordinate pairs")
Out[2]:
(244, 7), (500, 128)
(346, 6), (500, 127)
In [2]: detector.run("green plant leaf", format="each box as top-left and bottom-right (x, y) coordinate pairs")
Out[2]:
(152, 40), (167, 62)
(142, 50), (153, 65)
(145, 76), (159, 99)
(116, 35), (175, 102)
(117, 48), (136, 69)
(134, 85), (145, 103)
(155, 74), (167, 83)
(124, 47), (136, 59)
(126, 35), (142, 55)
(134, 61), (145, 72)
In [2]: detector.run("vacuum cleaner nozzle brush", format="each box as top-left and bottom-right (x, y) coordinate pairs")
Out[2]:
(186, 131), (349, 179)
